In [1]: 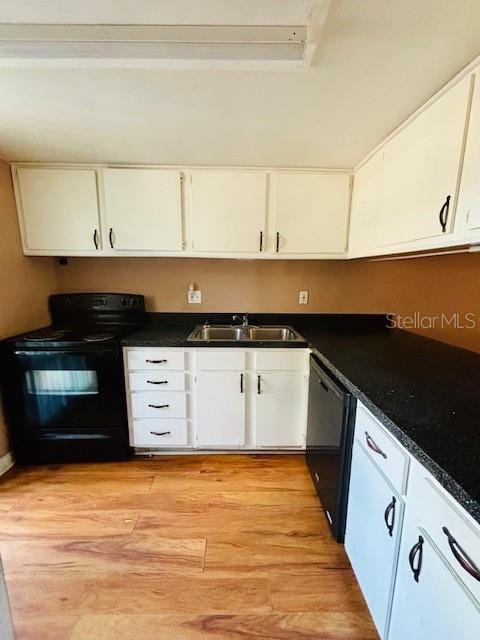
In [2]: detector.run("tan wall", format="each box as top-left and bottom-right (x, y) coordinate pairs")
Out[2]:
(55, 252), (480, 353)
(0, 162), (57, 456)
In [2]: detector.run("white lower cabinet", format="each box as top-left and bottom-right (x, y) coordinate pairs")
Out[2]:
(196, 371), (246, 447)
(388, 528), (480, 640)
(347, 402), (480, 640)
(255, 371), (306, 447)
(345, 439), (404, 638)
(124, 347), (309, 450)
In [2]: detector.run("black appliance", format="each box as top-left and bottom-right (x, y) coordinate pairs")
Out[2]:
(306, 354), (356, 542)
(1, 293), (145, 463)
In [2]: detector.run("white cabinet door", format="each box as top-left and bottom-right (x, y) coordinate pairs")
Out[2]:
(15, 167), (100, 254)
(190, 171), (267, 253)
(196, 371), (245, 446)
(274, 173), (350, 255)
(103, 168), (183, 251)
(456, 69), (480, 239)
(0, 558), (14, 640)
(388, 529), (480, 640)
(345, 440), (404, 638)
(348, 151), (384, 258)
(254, 371), (306, 447)
(376, 76), (471, 247)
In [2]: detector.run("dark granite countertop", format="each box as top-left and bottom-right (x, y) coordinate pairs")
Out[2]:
(123, 313), (480, 524)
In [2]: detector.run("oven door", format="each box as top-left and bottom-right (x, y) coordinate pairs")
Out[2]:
(12, 347), (125, 431)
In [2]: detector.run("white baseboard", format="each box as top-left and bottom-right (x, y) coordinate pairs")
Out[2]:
(0, 452), (14, 477)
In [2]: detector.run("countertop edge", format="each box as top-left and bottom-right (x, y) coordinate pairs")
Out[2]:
(310, 346), (480, 525)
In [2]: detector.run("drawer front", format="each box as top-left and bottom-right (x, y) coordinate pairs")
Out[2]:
(415, 470), (480, 603)
(355, 404), (409, 494)
(129, 371), (186, 391)
(127, 350), (185, 371)
(196, 350), (245, 370)
(255, 350), (306, 371)
(132, 419), (188, 447)
(131, 391), (187, 418)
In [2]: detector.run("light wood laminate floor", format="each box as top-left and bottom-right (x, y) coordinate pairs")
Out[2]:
(0, 455), (378, 640)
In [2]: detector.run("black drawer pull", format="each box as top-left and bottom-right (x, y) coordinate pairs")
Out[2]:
(365, 431), (387, 459)
(384, 496), (396, 537)
(240, 373), (244, 394)
(259, 230), (263, 252)
(442, 527), (480, 581)
(319, 379), (329, 392)
(93, 229), (99, 250)
(146, 359), (167, 364)
(438, 195), (451, 233)
(148, 404), (170, 409)
(150, 431), (171, 436)
(276, 231), (280, 253)
(257, 374), (261, 394)
(109, 227), (115, 248)
(146, 380), (168, 385)
(408, 535), (424, 582)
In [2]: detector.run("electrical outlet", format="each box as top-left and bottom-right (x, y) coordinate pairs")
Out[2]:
(299, 290), (309, 304)
(188, 290), (202, 304)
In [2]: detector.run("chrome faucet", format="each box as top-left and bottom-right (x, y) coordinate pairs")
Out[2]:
(233, 313), (249, 326)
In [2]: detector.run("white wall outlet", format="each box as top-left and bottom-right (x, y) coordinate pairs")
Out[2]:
(299, 290), (309, 304)
(188, 290), (202, 304)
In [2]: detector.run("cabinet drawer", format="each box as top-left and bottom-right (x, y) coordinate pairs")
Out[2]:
(127, 350), (185, 371)
(255, 350), (306, 371)
(131, 391), (187, 418)
(196, 350), (245, 370)
(132, 419), (188, 447)
(129, 371), (185, 391)
(416, 472), (480, 603)
(355, 404), (409, 494)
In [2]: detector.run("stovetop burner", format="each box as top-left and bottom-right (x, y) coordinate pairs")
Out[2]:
(84, 333), (115, 343)
(24, 329), (67, 342)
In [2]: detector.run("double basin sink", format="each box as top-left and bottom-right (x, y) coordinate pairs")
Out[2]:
(188, 324), (305, 343)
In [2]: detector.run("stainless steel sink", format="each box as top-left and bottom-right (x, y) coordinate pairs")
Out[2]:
(187, 324), (305, 342)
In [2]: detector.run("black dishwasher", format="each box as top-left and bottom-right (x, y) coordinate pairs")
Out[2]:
(306, 354), (356, 542)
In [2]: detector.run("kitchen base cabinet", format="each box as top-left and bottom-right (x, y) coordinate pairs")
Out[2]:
(345, 439), (404, 638)
(196, 371), (246, 447)
(388, 529), (480, 640)
(124, 347), (309, 451)
(255, 371), (306, 447)
(347, 402), (480, 640)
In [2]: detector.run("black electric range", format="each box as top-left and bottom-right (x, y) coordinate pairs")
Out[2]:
(0, 293), (145, 463)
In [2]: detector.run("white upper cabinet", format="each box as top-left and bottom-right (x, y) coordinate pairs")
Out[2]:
(102, 169), (183, 252)
(375, 76), (472, 248)
(456, 68), (480, 241)
(15, 167), (101, 254)
(190, 170), (267, 254)
(348, 151), (384, 258)
(273, 173), (350, 255)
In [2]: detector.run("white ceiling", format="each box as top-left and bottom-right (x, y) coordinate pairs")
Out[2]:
(1, 0), (480, 168)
